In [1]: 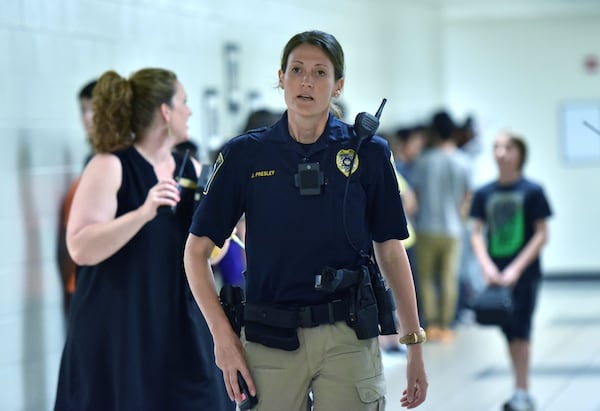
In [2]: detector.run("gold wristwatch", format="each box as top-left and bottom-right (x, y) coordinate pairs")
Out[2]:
(399, 327), (427, 345)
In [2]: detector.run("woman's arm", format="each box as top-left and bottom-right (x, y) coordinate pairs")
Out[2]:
(66, 153), (180, 265)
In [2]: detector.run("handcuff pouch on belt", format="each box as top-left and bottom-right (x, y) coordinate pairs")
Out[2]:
(243, 304), (301, 351)
(317, 263), (397, 338)
(220, 283), (304, 351)
(316, 265), (381, 340)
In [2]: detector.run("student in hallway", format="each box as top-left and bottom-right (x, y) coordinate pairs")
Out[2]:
(412, 110), (472, 342)
(56, 79), (97, 318)
(470, 131), (552, 411)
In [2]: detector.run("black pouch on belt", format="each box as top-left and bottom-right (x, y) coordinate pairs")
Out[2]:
(243, 304), (300, 351)
(244, 322), (299, 351)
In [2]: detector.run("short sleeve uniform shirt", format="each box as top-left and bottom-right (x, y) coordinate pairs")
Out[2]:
(190, 113), (408, 305)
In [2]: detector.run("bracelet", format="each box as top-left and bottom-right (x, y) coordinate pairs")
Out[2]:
(399, 327), (427, 345)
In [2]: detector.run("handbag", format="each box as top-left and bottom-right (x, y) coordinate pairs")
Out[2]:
(472, 286), (514, 326)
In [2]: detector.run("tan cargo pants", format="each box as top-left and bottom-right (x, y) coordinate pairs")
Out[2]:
(242, 321), (386, 411)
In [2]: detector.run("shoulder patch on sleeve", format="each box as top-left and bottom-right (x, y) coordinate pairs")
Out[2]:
(203, 151), (224, 195)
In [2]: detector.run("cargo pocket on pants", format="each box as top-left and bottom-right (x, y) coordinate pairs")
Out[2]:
(356, 374), (386, 410)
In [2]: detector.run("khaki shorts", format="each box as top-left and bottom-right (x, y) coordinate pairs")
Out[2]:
(242, 321), (386, 411)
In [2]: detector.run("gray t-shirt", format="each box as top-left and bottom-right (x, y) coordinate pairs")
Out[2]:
(412, 147), (472, 237)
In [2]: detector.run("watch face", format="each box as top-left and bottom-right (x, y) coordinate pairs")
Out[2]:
(400, 333), (415, 344)
(401, 328), (426, 344)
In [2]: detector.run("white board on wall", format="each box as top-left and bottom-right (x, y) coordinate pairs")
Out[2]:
(560, 100), (600, 165)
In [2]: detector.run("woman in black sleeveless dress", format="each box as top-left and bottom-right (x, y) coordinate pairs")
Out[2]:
(54, 68), (233, 411)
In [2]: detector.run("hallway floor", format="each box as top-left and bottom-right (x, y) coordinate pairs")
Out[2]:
(383, 279), (600, 411)
(1, 277), (598, 410)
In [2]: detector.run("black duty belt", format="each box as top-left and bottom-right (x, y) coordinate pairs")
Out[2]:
(244, 300), (348, 329)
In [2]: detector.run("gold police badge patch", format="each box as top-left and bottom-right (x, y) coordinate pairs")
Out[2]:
(336, 149), (359, 177)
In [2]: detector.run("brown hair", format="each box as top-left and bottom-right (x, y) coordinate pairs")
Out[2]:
(280, 30), (345, 118)
(506, 132), (528, 171)
(92, 68), (177, 153)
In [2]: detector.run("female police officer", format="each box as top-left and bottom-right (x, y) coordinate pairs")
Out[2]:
(184, 30), (428, 410)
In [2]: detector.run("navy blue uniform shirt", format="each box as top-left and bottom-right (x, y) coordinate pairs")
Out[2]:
(190, 112), (409, 305)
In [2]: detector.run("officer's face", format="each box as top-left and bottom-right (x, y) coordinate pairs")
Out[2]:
(278, 43), (343, 119)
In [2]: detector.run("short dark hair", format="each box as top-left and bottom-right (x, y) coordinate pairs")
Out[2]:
(78, 79), (97, 100)
(243, 109), (281, 132)
(507, 132), (528, 171)
(396, 125), (426, 143)
(431, 110), (456, 141)
(280, 30), (345, 81)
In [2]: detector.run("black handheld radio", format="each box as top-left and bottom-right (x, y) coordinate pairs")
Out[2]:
(353, 98), (387, 144)
(237, 371), (258, 410)
(170, 148), (190, 213)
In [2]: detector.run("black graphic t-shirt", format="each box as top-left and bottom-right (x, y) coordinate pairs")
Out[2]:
(470, 178), (552, 279)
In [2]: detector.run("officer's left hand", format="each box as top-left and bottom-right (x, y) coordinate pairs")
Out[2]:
(400, 347), (428, 408)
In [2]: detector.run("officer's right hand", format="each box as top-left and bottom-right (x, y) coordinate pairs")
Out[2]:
(213, 323), (256, 404)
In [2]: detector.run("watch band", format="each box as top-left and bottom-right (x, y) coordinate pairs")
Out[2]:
(399, 327), (427, 345)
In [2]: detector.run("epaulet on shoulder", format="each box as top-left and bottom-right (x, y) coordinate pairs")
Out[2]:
(246, 126), (269, 134)
(363, 134), (389, 150)
(371, 134), (387, 143)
